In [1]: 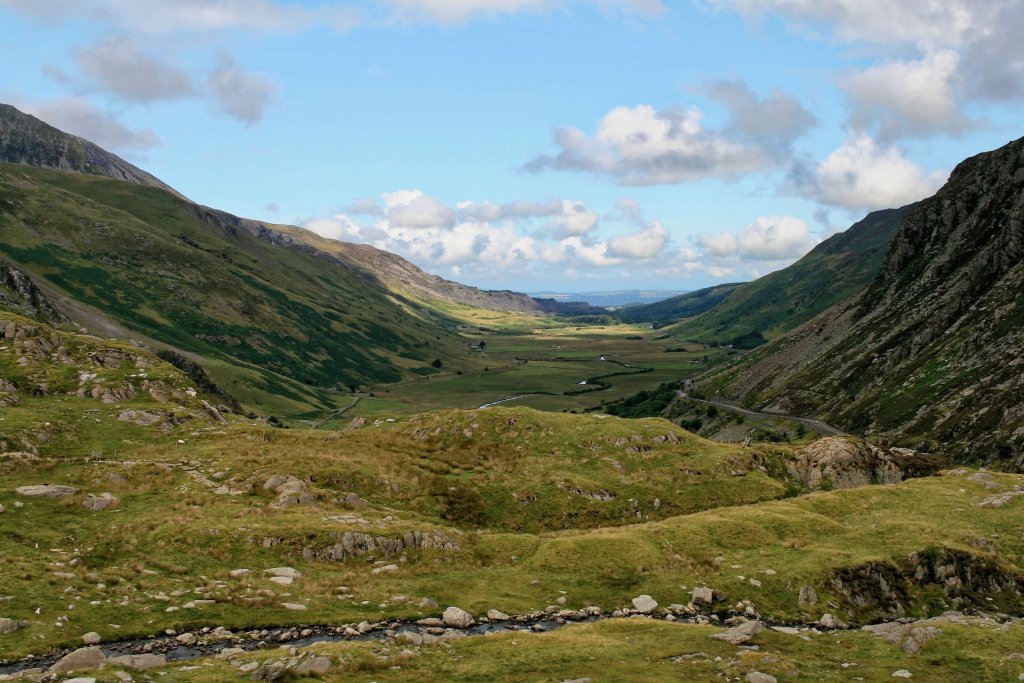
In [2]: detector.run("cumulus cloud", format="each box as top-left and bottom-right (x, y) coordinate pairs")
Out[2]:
(207, 55), (277, 125)
(17, 96), (160, 152)
(697, 215), (814, 262)
(705, 78), (816, 149)
(811, 135), (948, 211)
(961, 1), (1024, 102)
(383, 189), (456, 228)
(0, 0), (345, 34)
(385, 0), (663, 24)
(75, 37), (193, 103)
(549, 201), (599, 237)
(608, 220), (669, 259)
(302, 190), (673, 283)
(525, 104), (771, 186)
(706, 0), (997, 50)
(843, 50), (969, 140)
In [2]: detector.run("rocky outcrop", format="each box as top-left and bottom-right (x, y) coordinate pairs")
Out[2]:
(787, 437), (903, 490)
(829, 547), (1024, 621)
(1, 103), (184, 197)
(0, 256), (67, 323)
(701, 135), (1024, 468)
(299, 529), (459, 563)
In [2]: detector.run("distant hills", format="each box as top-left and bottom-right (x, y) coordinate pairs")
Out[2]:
(698, 136), (1024, 466)
(624, 207), (911, 347)
(0, 104), (597, 414)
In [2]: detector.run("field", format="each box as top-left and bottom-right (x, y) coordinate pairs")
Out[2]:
(308, 325), (729, 424)
(3, 296), (1024, 683)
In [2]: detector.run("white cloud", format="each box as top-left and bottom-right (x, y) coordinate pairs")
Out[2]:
(735, 215), (814, 260)
(550, 200), (599, 236)
(608, 220), (669, 259)
(697, 215), (814, 262)
(813, 135), (947, 211)
(843, 50), (968, 140)
(705, 78), (816, 148)
(17, 96), (160, 152)
(697, 232), (738, 258)
(706, 0), (996, 50)
(383, 189), (456, 228)
(75, 37), (193, 103)
(385, 0), (663, 24)
(526, 104), (771, 186)
(302, 191), (676, 283)
(207, 55), (278, 125)
(0, 0), (344, 34)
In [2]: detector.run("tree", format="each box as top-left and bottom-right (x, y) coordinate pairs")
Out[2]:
(431, 358), (443, 369)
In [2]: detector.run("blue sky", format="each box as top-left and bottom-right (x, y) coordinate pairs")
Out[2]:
(2, 0), (1022, 292)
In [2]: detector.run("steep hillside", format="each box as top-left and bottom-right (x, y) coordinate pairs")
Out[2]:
(0, 162), (478, 414)
(615, 282), (744, 326)
(272, 225), (604, 318)
(667, 206), (913, 347)
(702, 136), (1024, 467)
(0, 103), (183, 198)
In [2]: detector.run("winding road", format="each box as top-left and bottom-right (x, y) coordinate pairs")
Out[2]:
(676, 391), (847, 437)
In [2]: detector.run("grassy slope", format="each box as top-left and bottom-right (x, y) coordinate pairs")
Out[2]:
(668, 206), (913, 347)
(179, 617), (1024, 682)
(3, 387), (1023, 661)
(615, 282), (744, 326)
(0, 163), (480, 414)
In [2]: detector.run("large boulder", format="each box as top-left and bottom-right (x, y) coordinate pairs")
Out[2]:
(787, 437), (903, 490)
(0, 617), (29, 635)
(82, 492), (116, 511)
(711, 620), (764, 645)
(631, 595), (658, 614)
(16, 484), (79, 498)
(442, 606), (475, 628)
(263, 475), (314, 507)
(48, 646), (105, 674)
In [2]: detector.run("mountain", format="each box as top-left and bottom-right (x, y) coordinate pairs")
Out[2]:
(269, 226), (605, 318)
(0, 105), (513, 414)
(0, 103), (184, 198)
(700, 135), (1024, 467)
(662, 206), (914, 347)
(528, 290), (689, 308)
(614, 282), (745, 325)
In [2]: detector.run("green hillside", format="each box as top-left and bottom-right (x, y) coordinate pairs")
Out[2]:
(0, 163), (478, 414)
(614, 282), (744, 326)
(669, 206), (914, 348)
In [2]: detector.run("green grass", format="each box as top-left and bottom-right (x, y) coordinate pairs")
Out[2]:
(165, 616), (1024, 682)
(668, 206), (912, 347)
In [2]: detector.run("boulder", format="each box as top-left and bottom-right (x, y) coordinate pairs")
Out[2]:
(81, 631), (101, 645)
(82, 493), (116, 511)
(798, 585), (818, 607)
(281, 603), (307, 610)
(691, 586), (715, 606)
(265, 567), (301, 579)
(745, 673), (777, 683)
(0, 617), (29, 635)
(711, 620), (764, 645)
(49, 646), (105, 674)
(294, 656), (333, 676)
(16, 484), (79, 498)
(631, 595), (658, 614)
(487, 609), (510, 621)
(788, 437), (902, 490)
(442, 606), (475, 628)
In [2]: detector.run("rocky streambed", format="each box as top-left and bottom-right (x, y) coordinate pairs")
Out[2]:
(0, 601), (852, 678)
